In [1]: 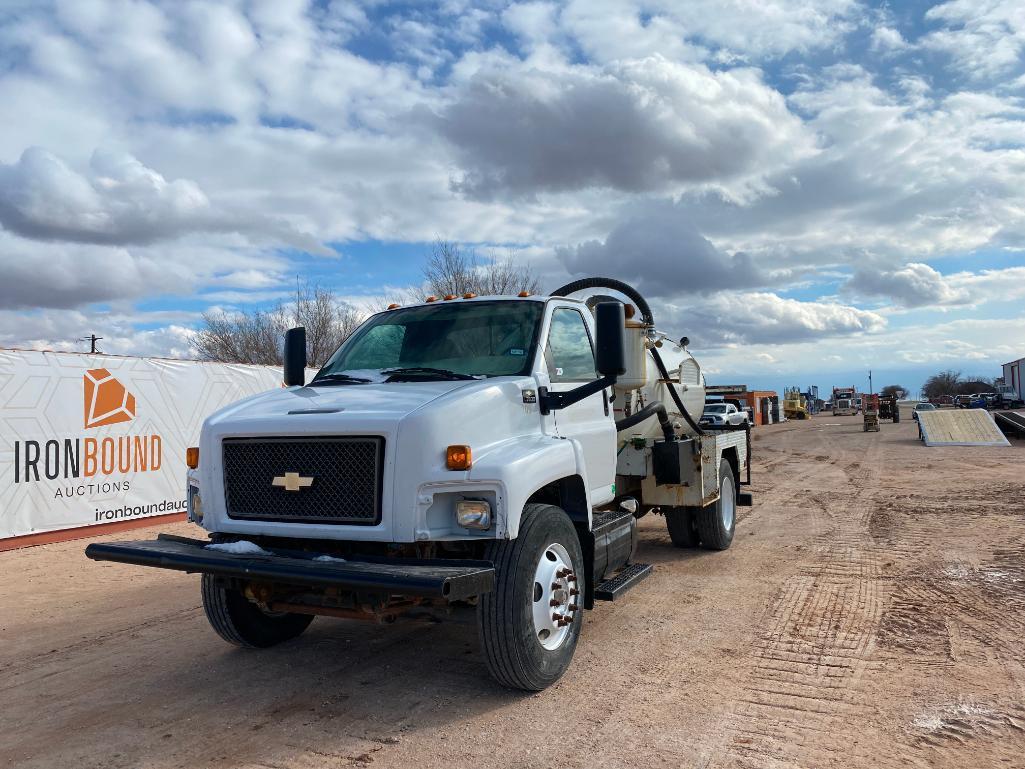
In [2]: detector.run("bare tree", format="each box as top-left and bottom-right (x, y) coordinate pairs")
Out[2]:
(193, 282), (365, 367)
(417, 240), (542, 299)
(922, 370), (961, 400)
(880, 384), (907, 399)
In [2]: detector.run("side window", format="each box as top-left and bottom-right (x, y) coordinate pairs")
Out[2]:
(546, 308), (596, 382)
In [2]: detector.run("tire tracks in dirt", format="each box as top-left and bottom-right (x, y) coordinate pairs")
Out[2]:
(718, 426), (896, 768)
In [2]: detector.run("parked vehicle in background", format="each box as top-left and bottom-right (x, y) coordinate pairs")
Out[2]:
(913, 402), (937, 421)
(832, 386), (857, 416)
(995, 384), (1024, 409)
(701, 402), (749, 426)
(783, 387), (809, 420)
(878, 395), (900, 423)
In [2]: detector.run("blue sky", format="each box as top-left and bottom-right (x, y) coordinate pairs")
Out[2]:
(0, 0), (1023, 397)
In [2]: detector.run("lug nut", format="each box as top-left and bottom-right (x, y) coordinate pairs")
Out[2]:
(549, 598), (560, 607)
(552, 613), (564, 622)
(570, 588), (580, 596)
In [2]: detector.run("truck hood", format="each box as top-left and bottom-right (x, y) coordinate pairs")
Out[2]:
(207, 380), (476, 425)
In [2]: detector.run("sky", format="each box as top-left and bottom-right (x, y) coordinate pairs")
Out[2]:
(0, 0), (1023, 398)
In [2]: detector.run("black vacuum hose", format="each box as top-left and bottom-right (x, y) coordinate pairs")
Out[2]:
(616, 401), (675, 443)
(551, 276), (704, 436)
(551, 277), (654, 325)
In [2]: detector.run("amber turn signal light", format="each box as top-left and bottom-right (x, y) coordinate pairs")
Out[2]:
(387, 303), (400, 309)
(186, 447), (199, 469)
(446, 445), (472, 470)
(463, 292), (477, 299)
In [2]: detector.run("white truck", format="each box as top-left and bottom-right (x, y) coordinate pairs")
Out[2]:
(87, 278), (752, 691)
(700, 401), (749, 427)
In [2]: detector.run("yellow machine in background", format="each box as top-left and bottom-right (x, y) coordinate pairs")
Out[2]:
(784, 387), (809, 420)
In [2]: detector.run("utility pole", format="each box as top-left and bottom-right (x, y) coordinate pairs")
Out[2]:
(869, 369), (873, 395)
(80, 334), (103, 354)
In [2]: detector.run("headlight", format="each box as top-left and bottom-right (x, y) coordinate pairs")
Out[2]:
(187, 483), (204, 523)
(456, 499), (491, 529)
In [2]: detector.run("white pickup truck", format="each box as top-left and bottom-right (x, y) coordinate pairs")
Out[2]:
(700, 402), (749, 427)
(87, 278), (752, 690)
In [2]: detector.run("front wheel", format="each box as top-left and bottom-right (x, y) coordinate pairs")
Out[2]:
(695, 459), (737, 551)
(477, 504), (584, 691)
(201, 575), (314, 648)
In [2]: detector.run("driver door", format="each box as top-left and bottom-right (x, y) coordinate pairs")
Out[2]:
(543, 307), (616, 505)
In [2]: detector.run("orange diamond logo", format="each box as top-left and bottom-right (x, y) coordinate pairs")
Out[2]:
(84, 368), (136, 429)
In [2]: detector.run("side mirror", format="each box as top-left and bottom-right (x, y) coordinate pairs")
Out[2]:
(283, 327), (307, 387)
(594, 302), (626, 378)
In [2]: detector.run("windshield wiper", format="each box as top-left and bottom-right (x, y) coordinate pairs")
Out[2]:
(308, 373), (372, 386)
(382, 367), (478, 381)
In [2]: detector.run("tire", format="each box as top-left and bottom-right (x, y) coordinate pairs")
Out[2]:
(477, 503), (584, 691)
(665, 507), (700, 547)
(893, 409), (900, 423)
(201, 574), (314, 648)
(695, 459), (736, 551)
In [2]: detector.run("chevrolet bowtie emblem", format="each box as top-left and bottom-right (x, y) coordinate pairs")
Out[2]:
(272, 472), (314, 492)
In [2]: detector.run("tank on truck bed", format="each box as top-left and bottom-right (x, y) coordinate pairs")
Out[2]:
(86, 278), (753, 691)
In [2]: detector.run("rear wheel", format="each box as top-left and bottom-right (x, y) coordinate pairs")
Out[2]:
(201, 575), (313, 648)
(695, 459), (737, 551)
(478, 504), (584, 691)
(665, 507), (700, 547)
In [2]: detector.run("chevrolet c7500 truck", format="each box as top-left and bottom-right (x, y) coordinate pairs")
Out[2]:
(87, 278), (752, 690)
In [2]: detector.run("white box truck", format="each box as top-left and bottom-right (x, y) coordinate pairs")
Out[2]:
(87, 278), (752, 690)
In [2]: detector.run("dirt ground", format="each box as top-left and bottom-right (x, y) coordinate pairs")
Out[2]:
(3, 415), (1025, 769)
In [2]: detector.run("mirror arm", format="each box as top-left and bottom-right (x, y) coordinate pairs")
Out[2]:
(538, 373), (617, 416)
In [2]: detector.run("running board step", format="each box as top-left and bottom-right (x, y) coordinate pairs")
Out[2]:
(594, 562), (652, 601)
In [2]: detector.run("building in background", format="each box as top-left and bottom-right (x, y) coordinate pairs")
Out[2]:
(1002, 357), (1024, 402)
(706, 385), (780, 426)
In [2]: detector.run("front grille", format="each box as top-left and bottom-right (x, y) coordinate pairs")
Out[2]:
(222, 437), (384, 525)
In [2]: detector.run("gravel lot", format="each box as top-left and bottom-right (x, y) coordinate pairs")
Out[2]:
(3, 415), (1024, 769)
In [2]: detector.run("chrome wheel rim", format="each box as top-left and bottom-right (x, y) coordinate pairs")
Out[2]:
(531, 542), (578, 651)
(720, 477), (736, 531)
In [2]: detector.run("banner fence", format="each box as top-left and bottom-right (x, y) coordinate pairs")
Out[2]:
(0, 349), (313, 549)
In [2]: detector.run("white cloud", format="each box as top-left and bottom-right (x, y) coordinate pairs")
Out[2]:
(437, 55), (811, 198)
(0, 306), (198, 358)
(558, 0), (862, 62)
(0, 230), (288, 310)
(658, 291), (886, 347)
(556, 202), (769, 297)
(0, 147), (328, 252)
(922, 0), (1025, 79)
(844, 264), (1025, 309)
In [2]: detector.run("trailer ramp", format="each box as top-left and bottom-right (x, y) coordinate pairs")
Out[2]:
(917, 409), (1010, 447)
(994, 411), (1025, 439)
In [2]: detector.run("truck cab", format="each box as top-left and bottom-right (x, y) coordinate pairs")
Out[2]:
(87, 278), (752, 691)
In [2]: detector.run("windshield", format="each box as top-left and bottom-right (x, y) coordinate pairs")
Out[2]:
(704, 404), (728, 414)
(917, 403), (936, 410)
(316, 300), (544, 380)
